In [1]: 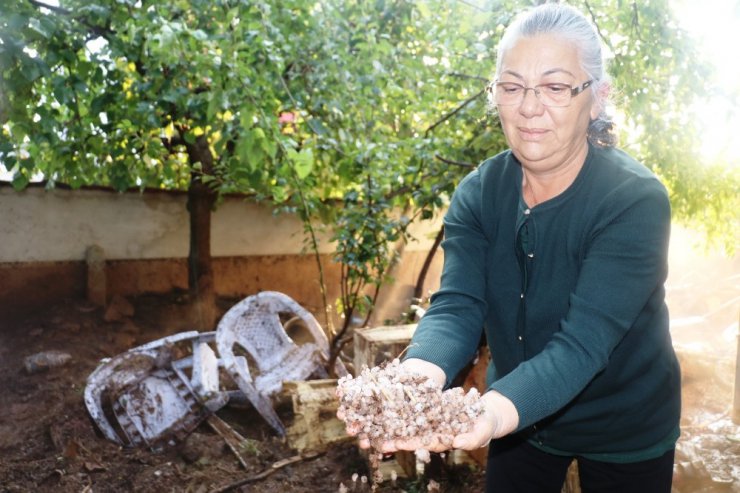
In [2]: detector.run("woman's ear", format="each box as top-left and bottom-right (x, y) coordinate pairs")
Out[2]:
(591, 81), (611, 120)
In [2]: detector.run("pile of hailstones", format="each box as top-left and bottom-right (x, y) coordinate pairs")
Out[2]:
(337, 358), (485, 461)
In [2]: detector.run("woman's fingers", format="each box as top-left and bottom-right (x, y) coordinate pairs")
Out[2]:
(379, 435), (454, 454)
(452, 430), (489, 450)
(451, 398), (499, 450)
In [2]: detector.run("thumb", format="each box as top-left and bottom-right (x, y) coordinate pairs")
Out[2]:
(452, 432), (482, 450)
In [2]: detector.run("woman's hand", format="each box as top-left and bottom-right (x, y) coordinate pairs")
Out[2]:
(337, 358), (446, 449)
(377, 389), (519, 453)
(452, 390), (519, 449)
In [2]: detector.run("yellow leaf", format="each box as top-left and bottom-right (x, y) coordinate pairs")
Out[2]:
(164, 122), (175, 139)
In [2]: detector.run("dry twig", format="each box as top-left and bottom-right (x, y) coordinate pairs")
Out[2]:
(208, 450), (325, 493)
(206, 415), (249, 470)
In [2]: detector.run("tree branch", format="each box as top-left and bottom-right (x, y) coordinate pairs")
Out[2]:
(582, 0), (615, 53)
(630, 1), (642, 40)
(27, 0), (71, 15)
(209, 451), (324, 493)
(424, 87), (486, 137)
(27, 0), (117, 42)
(446, 72), (490, 82)
(454, 0), (487, 13)
(434, 154), (476, 168)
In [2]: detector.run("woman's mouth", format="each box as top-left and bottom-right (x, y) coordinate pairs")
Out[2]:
(518, 127), (549, 140)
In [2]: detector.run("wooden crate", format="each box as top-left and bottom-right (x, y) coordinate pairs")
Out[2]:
(353, 324), (418, 476)
(283, 379), (351, 452)
(353, 323), (417, 372)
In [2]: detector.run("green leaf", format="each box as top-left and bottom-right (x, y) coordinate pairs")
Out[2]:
(11, 173), (29, 191)
(287, 148), (314, 179)
(207, 91), (221, 121)
(20, 59), (42, 83)
(7, 14), (27, 31)
(236, 135), (251, 169)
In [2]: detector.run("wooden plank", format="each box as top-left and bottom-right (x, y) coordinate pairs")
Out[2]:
(733, 311), (740, 425)
(562, 460), (581, 493)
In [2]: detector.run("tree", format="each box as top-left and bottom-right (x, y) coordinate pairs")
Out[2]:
(1, 0), (737, 342)
(575, 0), (739, 250)
(0, 0), (503, 336)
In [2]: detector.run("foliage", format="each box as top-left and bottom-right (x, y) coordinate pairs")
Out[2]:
(1, 0), (737, 339)
(268, 0), (507, 334)
(0, 0), (505, 336)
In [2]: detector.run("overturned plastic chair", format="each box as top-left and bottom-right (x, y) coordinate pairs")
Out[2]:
(84, 331), (227, 448)
(216, 291), (347, 436)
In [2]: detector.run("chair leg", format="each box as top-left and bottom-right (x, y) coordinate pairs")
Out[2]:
(225, 362), (286, 436)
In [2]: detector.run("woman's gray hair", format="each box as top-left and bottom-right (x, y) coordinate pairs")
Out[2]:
(494, 3), (616, 147)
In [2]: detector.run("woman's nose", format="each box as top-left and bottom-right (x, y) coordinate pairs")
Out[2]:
(519, 88), (545, 116)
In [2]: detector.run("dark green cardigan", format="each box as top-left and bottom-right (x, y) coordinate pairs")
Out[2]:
(406, 144), (681, 460)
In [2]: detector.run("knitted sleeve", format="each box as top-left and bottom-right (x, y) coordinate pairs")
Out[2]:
(404, 168), (488, 386)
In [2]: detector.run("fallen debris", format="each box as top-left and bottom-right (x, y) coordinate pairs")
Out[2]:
(205, 415), (250, 469)
(84, 291), (347, 451)
(24, 350), (72, 374)
(103, 294), (135, 322)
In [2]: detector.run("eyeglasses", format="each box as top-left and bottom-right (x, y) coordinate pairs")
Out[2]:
(487, 79), (594, 107)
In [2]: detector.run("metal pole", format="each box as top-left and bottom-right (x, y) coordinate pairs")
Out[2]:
(733, 310), (740, 425)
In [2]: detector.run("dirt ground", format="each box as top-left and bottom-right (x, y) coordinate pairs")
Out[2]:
(0, 292), (737, 493)
(0, 294), (485, 493)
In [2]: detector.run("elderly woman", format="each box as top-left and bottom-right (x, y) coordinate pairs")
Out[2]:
(371, 3), (681, 492)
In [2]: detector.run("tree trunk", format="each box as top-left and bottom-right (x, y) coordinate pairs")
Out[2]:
(414, 225), (444, 300)
(186, 135), (218, 330)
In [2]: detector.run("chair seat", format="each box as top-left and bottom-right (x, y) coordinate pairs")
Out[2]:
(254, 342), (325, 397)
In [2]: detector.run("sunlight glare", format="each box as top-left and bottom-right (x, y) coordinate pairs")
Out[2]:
(671, 0), (740, 166)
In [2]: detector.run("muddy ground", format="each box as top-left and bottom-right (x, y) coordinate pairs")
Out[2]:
(0, 294), (485, 493)
(0, 293), (737, 492)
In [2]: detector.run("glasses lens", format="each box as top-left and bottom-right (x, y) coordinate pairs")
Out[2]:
(538, 84), (572, 107)
(493, 82), (573, 107)
(494, 82), (524, 105)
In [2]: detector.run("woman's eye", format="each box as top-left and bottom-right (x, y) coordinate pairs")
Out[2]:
(542, 84), (570, 94)
(501, 84), (522, 93)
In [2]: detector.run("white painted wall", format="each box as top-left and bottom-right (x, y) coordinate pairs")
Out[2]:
(0, 186), (442, 262)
